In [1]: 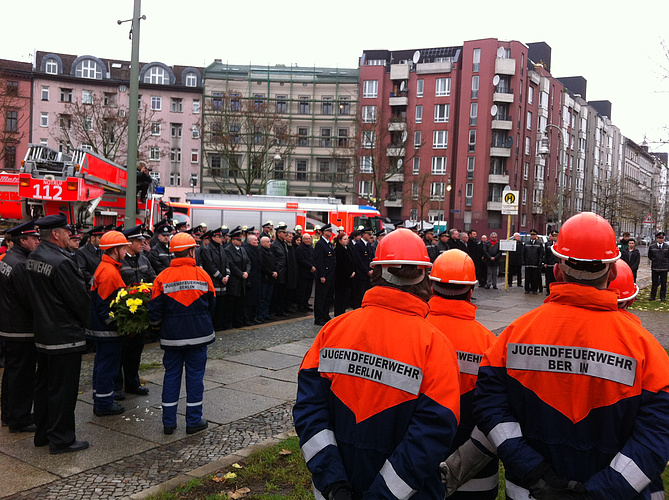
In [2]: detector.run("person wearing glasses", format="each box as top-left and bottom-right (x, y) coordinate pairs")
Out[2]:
(648, 231), (669, 302)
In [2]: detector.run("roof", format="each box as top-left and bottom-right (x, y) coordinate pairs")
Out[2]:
(204, 61), (359, 84)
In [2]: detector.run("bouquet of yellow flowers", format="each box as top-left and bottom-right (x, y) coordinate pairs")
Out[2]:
(109, 282), (153, 336)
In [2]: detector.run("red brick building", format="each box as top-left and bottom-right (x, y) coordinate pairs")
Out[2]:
(1, 59), (32, 172)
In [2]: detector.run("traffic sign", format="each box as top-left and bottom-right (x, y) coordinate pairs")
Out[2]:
(502, 190), (519, 215)
(643, 214), (655, 224)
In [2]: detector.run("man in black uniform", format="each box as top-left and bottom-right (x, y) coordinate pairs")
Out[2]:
(23, 214), (90, 454)
(351, 226), (373, 309)
(522, 229), (544, 294)
(436, 230), (450, 255)
(447, 228), (468, 252)
(507, 232), (523, 287)
(295, 233), (315, 311)
(271, 223), (290, 316)
(423, 228), (438, 263)
(223, 227), (251, 328)
(148, 223), (172, 275)
(201, 227), (230, 330)
(74, 225), (105, 288)
(0, 220), (40, 433)
(543, 230), (559, 295)
(313, 223), (336, 326)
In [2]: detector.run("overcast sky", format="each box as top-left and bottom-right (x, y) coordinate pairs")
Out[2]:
(3, 0), (668, 148)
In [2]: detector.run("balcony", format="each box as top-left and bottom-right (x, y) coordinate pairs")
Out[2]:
(487, 200), (503, 211)
(386, 173), (404, 182)
(532, 205), (543, 214)
(390, 64), (410, 80)
(388, 120), (407, 132)
(385, 197), (404, 208)
(387, 147), (406, 157)
(495, 58), (516, 76)
(493, 87), (514, 103)
(490, 143), (511, 157)
(491, 115), (513, 130)
(416, 60), (452, 74)
(389, 95), (409, 106)
(489, 173), (510, 184)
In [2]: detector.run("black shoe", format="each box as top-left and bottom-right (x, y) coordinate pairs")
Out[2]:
(485, 285), (490, 289)
(276, 312), (289, 317)
(50, 440), (89, 455)
(9, 423), (37, 433)
(532, 291), (538, 295)
(94, 403), (125, 417)
(493, 286), (498, 289)
(126, 386), (149, 396)
(34, 437), (49, 447)
(163, 425), (177, 435)
(254, 317), (265, 324)
(524, 291), (530, 294)
(305, 305), (314, 311)
(114, 390), (126, 401)
(186, 419), (208, 435)
(267, 314), (276, 320)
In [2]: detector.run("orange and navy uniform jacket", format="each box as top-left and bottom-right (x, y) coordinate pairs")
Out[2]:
(293, 286), (461, 500)
(148, 257), (216, 351)
(426, 296), (498, 499)
(473, 282), (669, 500)
(88, 254), (125, 339)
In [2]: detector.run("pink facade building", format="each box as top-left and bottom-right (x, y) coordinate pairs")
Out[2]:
(32, 51), (203, 201)
(1, 59), (32, 172)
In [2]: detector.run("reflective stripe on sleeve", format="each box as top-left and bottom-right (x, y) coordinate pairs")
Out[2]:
(162, 401), (178, 407)
(85, 329), (119, 338)
(380, 460), (416, 500)
(471, 426), (496, 453)
(161, 332), (215, 347)
(0, 331), (34, 338)
(487, 421), (522, 448)
(301, 429), (337, 463)
(610, 453), (651, 493)
(458, 472), (499, 492)
(651, 491), (664, 500)
(186, 401), (203, 407)
(97, 391), (114, 398)
(35, 340), (87, 350)
(505, 480), (531, 500)
(312, 483), (326, 500)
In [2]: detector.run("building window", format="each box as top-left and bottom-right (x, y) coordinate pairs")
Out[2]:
(76, 59), (101, 79)
(192, 99), (200, 113)
(526, 111), (532, 130)
(276, 95), (287, 113)
(363, 80), (378, 98)
(192, 124), (199, 139)
(45, 59), (58, 75)
(298, 127), (309, 147)
(151, 96), (162, 110)
(171, 98), (183, 113)
(170, 148), (182, 162)
(467, 157), (475, 180)
(416, 79), (424, 98)
(317, 160), (331, 181)
(41, 86), (49, 101)
(471, 75), (479, 99)
(150, 147), (160, 161)
(169, 172), (181, 186)
(185, 72), (197, 87)
(413, 157), (420, 175)
(59, 114), (71, 131)
(472, 48), (481, 72)
(82, 90), (93, 104)
(362, 131), (376, 149)
(468, 130), (476, 152)
(253, 94), (265, 111)
(151, 122), (161, 135)
(410, 209), (418, 221)
(411, 182), (419, 200)
(524, 162), (529, 180)
(415, 105), (423, 123)
(4, 146), (17, 170)
(528, 86), (534, 105)
(522, 187), (527, 205)
(60, 88), (73, 102)
(431, 157), (446, 175)
(40, 112), (49, 127)
(171, 123), (182, 138)
(360, 156), (373, 173)
(144, 66), (168, 84)
(435, 78), (451, 97)
(103, 92), (117, 106)
(433, 130), (448, 149)
(299, 96), (310, 114)
(322, 96), (333, 115)
(525, 137), (531, 155)
(338, 97), (350, 115)
(338, 128), (349, 147)
(83, 116), (93, 131)
(435, 104), (449, 123)
(229, 93), (241, 111)
(414, 131), (422, 148)
(362, 105), (377, 123)
(465, 183), (473, 206)
(6, 111), (18, 132)
(320, 128), (332, 147)
(359, 180), (373, 197)
(296, 159), (308, 181)
(430, 182), (445, 200)
(470, 103), (478, 126)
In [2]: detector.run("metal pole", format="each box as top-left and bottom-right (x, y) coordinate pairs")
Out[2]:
(124, 0), (142, 227)
(504, 214), (511, 291)
(545, 124), (565, 229)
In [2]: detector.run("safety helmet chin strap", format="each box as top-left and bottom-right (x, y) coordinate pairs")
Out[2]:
(559, 260), (610, 280)
(381, 267), (426, 286)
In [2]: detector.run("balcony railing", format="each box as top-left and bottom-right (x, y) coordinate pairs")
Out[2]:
(494, 86), (513, 94)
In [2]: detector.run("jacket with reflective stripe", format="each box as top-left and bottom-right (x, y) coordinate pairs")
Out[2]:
(427, 296), (498, 499)
(0, 245), (33, 338)
(293, 286), (460, 500)
(88, 254), (125, 339)
(473, 282), (669, 500)
(149, 257), (216, 350)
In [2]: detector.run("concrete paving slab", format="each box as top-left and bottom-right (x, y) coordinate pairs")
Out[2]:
(0, 452), (59, 498)
(177, 386), (283, 424)
(1, 421), (156, 477)
(224, 376), (298, 401)
(266, 342), (310, 358)
(263, 365), (299, 383)
(88, 405), (188, 444)
(294, 338), (317, 347)
(202, 359), (269, 385)
(224, 350), (302, 371)
(142, 370), (224, 392)
(478, 320), (512, 332)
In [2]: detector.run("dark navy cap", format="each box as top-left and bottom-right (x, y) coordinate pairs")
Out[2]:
(320, 223), (333, 233)
(375, 229), (387, 237)
(6, 220), (40, 237)
(361, 226), (373, 234)
(87, 225), (106, 236)
(122, 225), (146, 240)
(175, 221), (188, 231)
(229, 226), (243, 239)
(35, 213), (71, 231)
(156, 224), (172, 236)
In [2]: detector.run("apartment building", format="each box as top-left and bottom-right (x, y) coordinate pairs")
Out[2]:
(1, 59), (32, 172)
(32, 51), (203, 201)
(201, 62), (359, 201)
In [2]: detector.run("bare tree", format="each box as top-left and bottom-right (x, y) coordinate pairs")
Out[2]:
(203, 91), (295, 195)
(52, 94), (164, 164)
(585, 175), (625, 226)
(0, 76), (30, 169)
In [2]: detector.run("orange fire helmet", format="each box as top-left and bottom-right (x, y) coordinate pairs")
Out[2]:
(551, 212), (620, 263)
(609, 259), (639, 303)
(430, 249), (477, 285)
(169, 232), (197, 253)
(99, 231), (130, 250)
(371, 228), (432, 268)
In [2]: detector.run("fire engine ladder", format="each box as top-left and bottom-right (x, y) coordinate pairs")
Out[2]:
(22, 145), (76, 178)
(71, 148), (127, 194)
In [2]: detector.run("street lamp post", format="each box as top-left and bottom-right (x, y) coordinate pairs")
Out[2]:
(541, 124), (566, 229)
(442, 173), (452, 231)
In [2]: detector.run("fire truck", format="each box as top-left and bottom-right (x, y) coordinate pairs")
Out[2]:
(184, 193), (383, 234)
(0, 145), (164, 229)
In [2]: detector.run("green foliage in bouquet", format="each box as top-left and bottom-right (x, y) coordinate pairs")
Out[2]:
(109, 282), (153, 336)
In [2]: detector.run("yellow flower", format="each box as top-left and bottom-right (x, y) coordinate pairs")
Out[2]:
(129, 305), (138, 314)
(118, 290), (128, 298)
(126, 298), (143, 308)
(109, 311), (115, 318)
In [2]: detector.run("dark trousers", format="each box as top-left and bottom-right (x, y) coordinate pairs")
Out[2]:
(508, 265), (522, 286)
(212, 291), (227, 330)
(258, 281), (274, 319)
(224, 294), (245, 328)
(524, 267), (541, 292)
(545, 265), (556, 294)
(92, 339), (122, 410)
(271, 282), (288, 314)
(314, 279), (334, 323)
(161, 346), (207, 428)
(114, 334), (145, 392)
(334, 285), (351, 316)
(296, 277), (314, 310)
(1, 340), (37, 429)
(650, 270), (668, 300)
(476, 261), (487, 287)
(34, 351), (82, 448)
(350, 279), (370, 309)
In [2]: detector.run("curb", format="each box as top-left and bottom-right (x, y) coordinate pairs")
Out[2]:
(126, 430), (298, 500)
